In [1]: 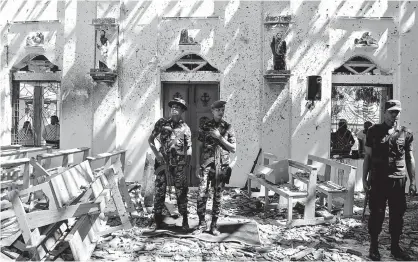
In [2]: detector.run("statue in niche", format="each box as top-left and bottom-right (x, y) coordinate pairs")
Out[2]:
(26, 32), (45, 47)
(270, 34), (287, 71)
(179, 29), (198, 45)
(96, 29), (111, 71)
(354, 32), (378, 47)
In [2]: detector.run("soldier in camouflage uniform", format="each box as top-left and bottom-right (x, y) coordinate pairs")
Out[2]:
(148, 98), (192, 230)
(195, 100), (236, 235)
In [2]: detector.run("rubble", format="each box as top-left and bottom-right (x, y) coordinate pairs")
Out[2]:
(2, 184), (417, 261)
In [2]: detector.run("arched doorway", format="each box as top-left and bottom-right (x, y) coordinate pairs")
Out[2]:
(330, 56), (393, 191)
(11, 54), (61, 148)
(161, 53), (220, 185)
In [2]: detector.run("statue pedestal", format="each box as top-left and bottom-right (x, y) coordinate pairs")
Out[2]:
(89, 69), (117, 84)
(264, 70), (291, 84)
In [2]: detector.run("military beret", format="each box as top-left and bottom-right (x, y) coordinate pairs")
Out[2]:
(211, 100), (227, 109)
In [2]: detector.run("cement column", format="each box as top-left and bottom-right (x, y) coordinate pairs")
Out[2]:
(60, 1), (95, 155)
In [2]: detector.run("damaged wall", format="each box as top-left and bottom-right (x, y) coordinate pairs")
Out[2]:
(1, 0), (417, 189)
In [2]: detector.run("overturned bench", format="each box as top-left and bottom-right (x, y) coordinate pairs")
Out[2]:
(8, 159), (132, 261)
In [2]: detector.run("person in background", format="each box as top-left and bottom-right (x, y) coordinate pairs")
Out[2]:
(331, 119), (355, 157)
(18, 121), (34, 146)
(42, 115), (60, 148)
(357, 121), (373, 158)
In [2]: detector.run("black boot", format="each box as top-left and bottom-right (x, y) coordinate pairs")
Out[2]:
(192, 215), (207, 234)
(369, 235), (381, 261)
(182, 214), (190, 231)
(154, 214), (167, 230)
(209, 217), (220, 236)
(391, 235), (411, 260)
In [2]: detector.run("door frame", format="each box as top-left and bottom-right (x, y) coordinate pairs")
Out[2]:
(161, 81), (220, 186)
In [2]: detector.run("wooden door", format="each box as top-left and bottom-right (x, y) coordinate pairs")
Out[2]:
(162, 83), (219, 186)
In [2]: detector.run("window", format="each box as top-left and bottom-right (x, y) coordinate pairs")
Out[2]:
(330, 84), (392, 159)
(11, 81), (60, 148)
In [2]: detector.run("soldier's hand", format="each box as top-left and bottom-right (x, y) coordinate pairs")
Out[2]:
(209, 129), (221, 139)
(195, 168), (201, 179)
(409, 184), (417, 196)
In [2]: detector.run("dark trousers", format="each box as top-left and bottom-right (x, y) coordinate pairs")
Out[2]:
(368, 176), (407, 238)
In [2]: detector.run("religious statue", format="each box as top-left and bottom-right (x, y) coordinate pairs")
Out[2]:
(270, 34), (287, 71)
(354, 32), (378, 47)
(96, 29), (111, 71)
(179, 29), (198, 45)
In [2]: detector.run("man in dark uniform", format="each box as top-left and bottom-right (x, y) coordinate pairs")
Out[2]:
(148, 98), (192, 230)
(195, 100), (236, 235)
(363, 100), (416, 261)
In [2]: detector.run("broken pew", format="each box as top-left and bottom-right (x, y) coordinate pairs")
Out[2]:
(36, 147), (90, 169)
(86, 149), (134, 213)
(305, 154), (356, 217)
(8, 160), (132, 261)
(247, 158), (334, 227)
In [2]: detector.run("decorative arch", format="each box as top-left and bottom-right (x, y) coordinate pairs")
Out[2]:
(332, 55), (388, 75)
(12, 54), (60, 73)
(162, 53), (219, 73)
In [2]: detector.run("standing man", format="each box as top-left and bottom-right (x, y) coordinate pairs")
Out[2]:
(42, 115), (60, 148)
(363, 100), (416, 261)
(195, 100), (236, 235)
(357, 121), (373, 158)
(148, 98), (192, 230)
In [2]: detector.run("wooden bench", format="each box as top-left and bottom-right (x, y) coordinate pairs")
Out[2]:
(86, 149), (134, 213)
(1, 145), (22, 151)
(1, 158), (31, 192)
(8, 160), (131, 260)
(36, 147), (90, 169)
(248, 157), (334, 227)
(1, 146), (52, 159)
(304, 154), (356, 217)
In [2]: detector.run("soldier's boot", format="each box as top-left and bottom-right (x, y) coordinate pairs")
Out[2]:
(209, 217), (220, 236)
(192, 215), (207, 235)
(181, 213), (190, 231)
(369, 235), (381, 261)
(154, 214), (167, 230)
(391, 235), (411, 261)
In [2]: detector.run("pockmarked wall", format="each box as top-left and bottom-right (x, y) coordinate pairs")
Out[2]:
(118, 1), (263, 187)
(1, 1), (417, 190)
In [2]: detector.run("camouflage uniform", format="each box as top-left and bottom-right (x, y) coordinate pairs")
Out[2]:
(151, 117), (192, 215)
(197, 119), (236, 219)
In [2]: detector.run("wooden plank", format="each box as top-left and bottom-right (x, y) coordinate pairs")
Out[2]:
(343, 168), (356, 217)
(248, 174), (307, 198)
(0, 158), (30, 168)
(26, 203), (101, 229)
(1, 147), (52, 157)
(1, 145), (22, 150)
(67, 215), (97, 261)
(86, 150), (126, 162)
(303, 168), (317, 220)
(36, 147), (90, 160)
(49, 174), (71, 208)
(307, 154), (353, 172)
(0, 231), (21, 247)
(288, 160), (317, 172)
